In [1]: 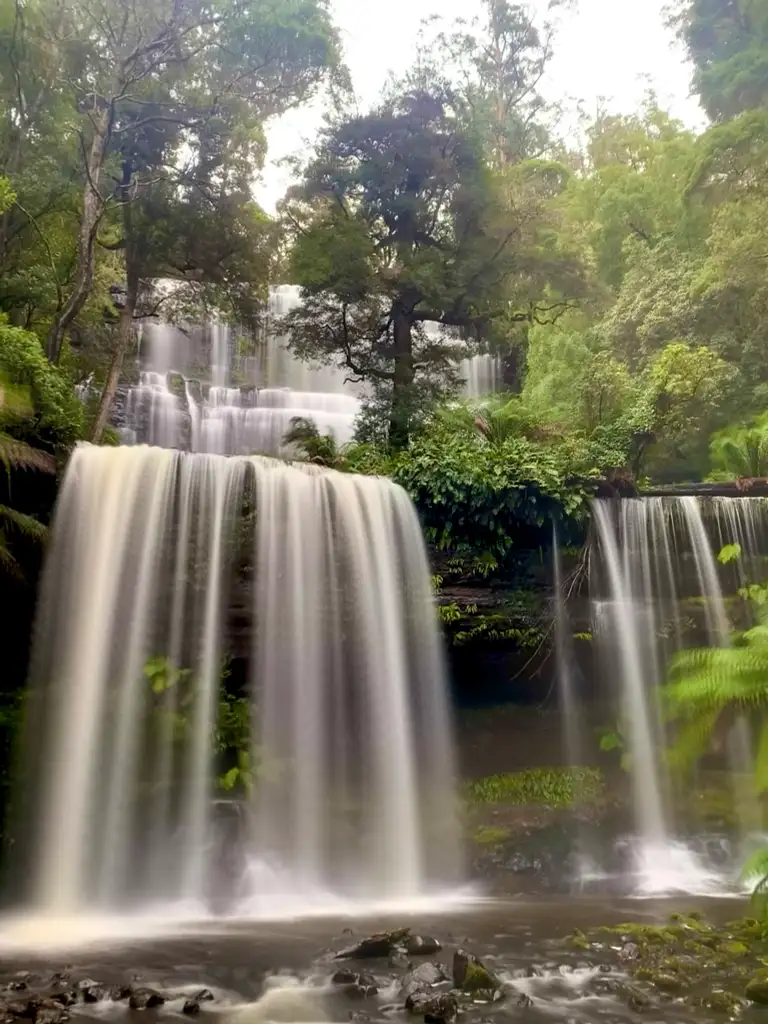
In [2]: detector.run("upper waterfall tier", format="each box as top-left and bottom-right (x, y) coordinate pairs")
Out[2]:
(17, 444), (462, 916)
(120, 287), (502, 456)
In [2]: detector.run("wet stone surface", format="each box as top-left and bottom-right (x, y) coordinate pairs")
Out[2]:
(0, 899), (762, 1024)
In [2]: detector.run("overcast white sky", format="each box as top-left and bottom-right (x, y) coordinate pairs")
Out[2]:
(255, 0), (706, 210)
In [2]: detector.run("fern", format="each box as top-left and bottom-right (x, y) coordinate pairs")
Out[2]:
(665, 605), (768, 791)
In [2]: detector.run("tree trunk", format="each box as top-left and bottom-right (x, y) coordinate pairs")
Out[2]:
(388, 308), (415, 449)
(46, 106), (110, 363)
(89, 161), (137, 444)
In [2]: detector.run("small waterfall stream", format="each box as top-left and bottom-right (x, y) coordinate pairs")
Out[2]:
(588, 495), (768, 891)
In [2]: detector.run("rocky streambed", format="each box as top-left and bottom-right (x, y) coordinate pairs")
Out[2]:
(0, 900), (766, 1024)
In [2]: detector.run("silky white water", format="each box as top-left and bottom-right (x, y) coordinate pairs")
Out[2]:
(588, 496), (768, 893)
(17, 444), (462, 918)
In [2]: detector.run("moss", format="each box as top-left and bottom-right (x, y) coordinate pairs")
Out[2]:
(719, 941), (749, 957)
(569, 929), (591, 951)
(461, 960), (498, 994)
(651, 972), (687, 993)
(465, 767), (604, 808)
(473, 825), (511, 846)
(698, 990), (742, 1013)
(746, 976), (768, 1004)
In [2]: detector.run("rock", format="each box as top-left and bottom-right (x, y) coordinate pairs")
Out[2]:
(619, 943), (640, 962)
(405, 991), (457, 1021)
(81, 986), (109, 1004)
(388, 948), (410, 971)
(128, 989), (165, 1010)
(35, 1011), (67, 1024)
(5, 984), (26, 994)
(49, 994), (75, 1009)
(347, 985), (378, 1000)
(332, 971), (359, 986)
(745, 976), (768, 1004)
(451, 951), (499, 995)
(405, 937), (441, 957)
(624, 985), (652, 1012)
(400, 963), (446, 1000)
(516, 994), (534, 1008)
(332, 972), (378, 998)
(651, 973), (685, 993)
(194, 990), (215, 1003)
(182, 1000), (200, 1015)
(335, 930), (410, 960)
(75, 980), (99, 993)
(111, 987), (133, 1002)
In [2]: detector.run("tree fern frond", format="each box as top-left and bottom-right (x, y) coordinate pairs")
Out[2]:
(0, 434), (55, 474)
(0, 506), (47, 541)
(666, 708), (720, 773)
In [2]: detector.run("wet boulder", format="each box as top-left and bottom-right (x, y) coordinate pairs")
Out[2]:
(182, 1000), (200, 1015)
(746, 975), (768, 1004)
(331, 972), (378, 999)
(400, 963), (446, 1001)
(405, 937), (441, 957)
(128, 989), (165, 1010)
(405, 991), (457, 1022)
(335, 930), (410, 960)
(194, 990), (215, 1003)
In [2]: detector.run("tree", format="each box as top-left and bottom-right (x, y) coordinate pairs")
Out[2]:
(284, 86), (582, 446)
(430, 0), (562, 168)
(674, 0), (768, 120)
(9, 0), (342, 366)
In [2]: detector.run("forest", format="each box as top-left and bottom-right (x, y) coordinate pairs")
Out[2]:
(1, 0), (768, 853)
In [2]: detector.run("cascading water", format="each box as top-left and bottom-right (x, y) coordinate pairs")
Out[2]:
(124, 287), (502, 455)
(588, 496), (768, 893)
(15, 444), (463, 922)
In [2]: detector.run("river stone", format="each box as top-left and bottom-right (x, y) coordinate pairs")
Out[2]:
(335, 930), (410, 960)
(405, 937), (441, 957)
(400, 963), (446, 999)
(182, 1000), (200, 1015)
(49, 993), (76, 1009)
(194, 990), (215, 1003)
(405, 991), (457, 1021)
(128, 989), (165, 1010)
(388, 947), (410, 970)
(745, 976), (768, 1004)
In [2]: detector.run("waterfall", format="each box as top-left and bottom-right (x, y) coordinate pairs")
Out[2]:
(589, 495), (768, 892)
(17, 444), (462, 918)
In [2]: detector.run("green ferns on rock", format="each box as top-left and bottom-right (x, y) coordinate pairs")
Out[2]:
(466, 767), (604, 808)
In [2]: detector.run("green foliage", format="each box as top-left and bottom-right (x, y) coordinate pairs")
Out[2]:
(664, 578), (768, 792)
(388, 416), (590, 560)
(710, 417), (768, 480)
(452, 615), (543, 649)
(466, 767), (604, 808)
(744, 847), (768, 919)
(718, 543), (743, 565)
(0, 320), (83, 447)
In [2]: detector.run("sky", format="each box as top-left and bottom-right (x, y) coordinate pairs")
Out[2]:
(255, 0), (706, 210)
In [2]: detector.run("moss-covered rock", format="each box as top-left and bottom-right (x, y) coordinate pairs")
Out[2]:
(746, 975), (768, 1004)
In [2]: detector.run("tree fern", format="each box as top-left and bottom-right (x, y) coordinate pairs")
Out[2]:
(665, 612), (768, 791)
(709, 416), (768, 480)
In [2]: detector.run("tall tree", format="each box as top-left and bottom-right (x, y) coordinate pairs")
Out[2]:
(432, 0), (563, 168)
(13, 0), (342, 364)
(674, 0), (768, 120)
(283, 86), (582, 446)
